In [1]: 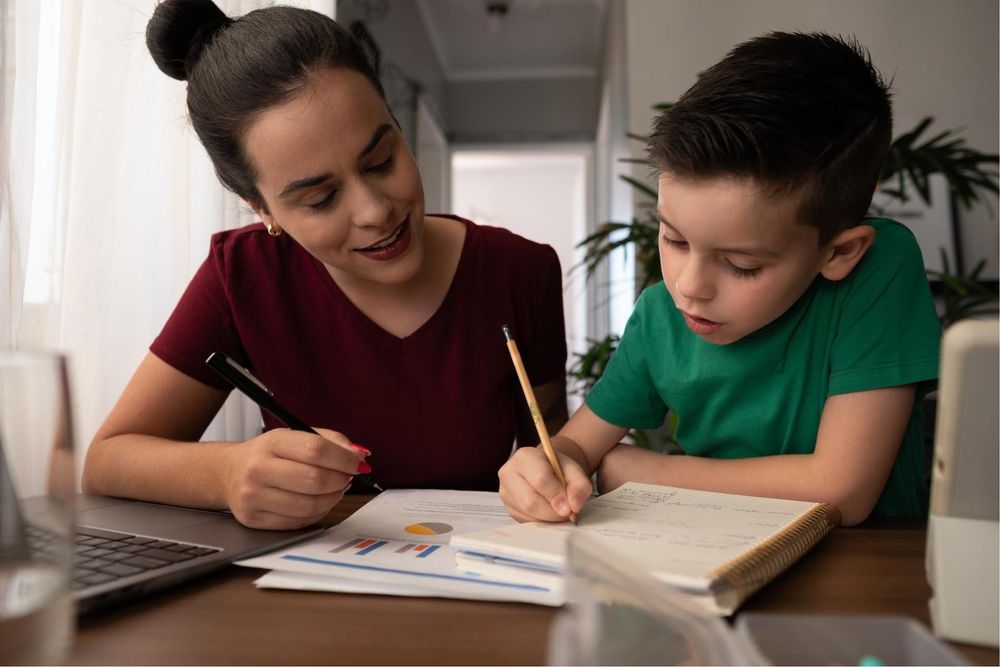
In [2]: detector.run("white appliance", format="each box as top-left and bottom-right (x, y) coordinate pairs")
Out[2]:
(927, 318), (999, 647)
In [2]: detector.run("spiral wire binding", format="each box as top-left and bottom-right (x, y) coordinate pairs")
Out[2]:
(708, 503), (842, 607)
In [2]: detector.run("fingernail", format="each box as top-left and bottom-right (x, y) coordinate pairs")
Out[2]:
(556, 501), (569, 516)
(350, 443), (372, 456)
(357, 460), (372, 474)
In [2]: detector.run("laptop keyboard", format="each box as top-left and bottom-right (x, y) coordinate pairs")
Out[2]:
(26, 524), (221, 590)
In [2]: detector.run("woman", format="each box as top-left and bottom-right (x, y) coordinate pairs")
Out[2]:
(83, 0), (568, 529)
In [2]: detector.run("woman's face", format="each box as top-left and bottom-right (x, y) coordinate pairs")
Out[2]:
(243, 68), (425, 288)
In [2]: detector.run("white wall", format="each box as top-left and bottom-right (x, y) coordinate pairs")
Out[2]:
(451, 148), (591, 392)
(415, 93), (449, 214)
(594, 0), (636, 339)
(624, 0), (999, 278)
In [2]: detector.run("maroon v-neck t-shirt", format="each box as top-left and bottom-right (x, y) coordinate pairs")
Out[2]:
(150, 216), (567, 491)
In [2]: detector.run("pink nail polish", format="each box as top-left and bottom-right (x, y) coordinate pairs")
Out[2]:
(357, 460), (372, 474)
(350, 443), (372, 456)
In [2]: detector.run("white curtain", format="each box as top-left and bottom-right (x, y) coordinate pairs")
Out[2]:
(1, 0), (39, 348)
(1, 0), (334, 477)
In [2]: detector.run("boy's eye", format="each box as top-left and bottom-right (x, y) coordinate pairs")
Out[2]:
(727, 261), (761, 278)
(661, 235), (688, 249)
(307, 190), (337, 210)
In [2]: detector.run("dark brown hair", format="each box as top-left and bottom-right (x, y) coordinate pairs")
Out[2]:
(146, 0), (386, 209)
(647, 32), (893, 244)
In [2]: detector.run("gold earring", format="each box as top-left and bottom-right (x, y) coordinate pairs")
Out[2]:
(263, 220), (282, 237)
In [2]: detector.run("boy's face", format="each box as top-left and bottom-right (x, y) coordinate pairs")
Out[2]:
(657, 173), (827, 345)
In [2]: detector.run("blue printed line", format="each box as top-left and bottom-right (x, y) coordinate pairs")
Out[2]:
(457, 549), (562, 572)
(279, 554), (552, 592)
(356, 540), (387, 555)
(416, 545), (440, 558)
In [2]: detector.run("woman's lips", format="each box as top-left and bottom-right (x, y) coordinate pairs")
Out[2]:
(355, 218), (411, 261)
(682, 311), (722, 335)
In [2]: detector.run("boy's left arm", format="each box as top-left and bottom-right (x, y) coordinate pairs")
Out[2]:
(596, 384), (916, 526)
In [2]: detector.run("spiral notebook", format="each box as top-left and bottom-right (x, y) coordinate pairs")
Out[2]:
(450, 482), (841, 615)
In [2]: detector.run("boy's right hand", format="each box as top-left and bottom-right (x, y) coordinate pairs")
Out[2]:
(498, 445), (592, 522)
(223, 427), (368, 530)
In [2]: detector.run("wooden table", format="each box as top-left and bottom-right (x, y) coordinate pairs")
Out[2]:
(70, 496), (998, 665)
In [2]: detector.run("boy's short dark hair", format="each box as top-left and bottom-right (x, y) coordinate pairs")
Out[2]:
(647, 32), (893, 244)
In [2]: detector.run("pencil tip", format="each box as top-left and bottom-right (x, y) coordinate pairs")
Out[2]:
(501, 324), (513, 341)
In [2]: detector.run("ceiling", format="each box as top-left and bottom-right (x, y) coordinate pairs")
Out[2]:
(413, 0), (607, 81)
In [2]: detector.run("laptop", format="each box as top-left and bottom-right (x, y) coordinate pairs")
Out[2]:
(23, 494), (325, 614)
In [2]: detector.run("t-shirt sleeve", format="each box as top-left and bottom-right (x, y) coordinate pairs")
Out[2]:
(520, 246), (568, 386)
(585, 287), (668, 429)
(827, 222), (941, 396)
(149, 238), (247, 391)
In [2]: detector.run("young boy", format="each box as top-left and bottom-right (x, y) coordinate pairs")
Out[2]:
(499, 32), (941, 527)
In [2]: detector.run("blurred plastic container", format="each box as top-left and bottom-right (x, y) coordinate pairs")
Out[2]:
(735, 613), (967, 666)
(547, 531), (765, 665)
(548, 531), (968, 665)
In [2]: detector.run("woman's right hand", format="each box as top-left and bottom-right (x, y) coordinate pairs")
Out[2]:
(223, 427), (369, 529)
(498, 444), (592, 523)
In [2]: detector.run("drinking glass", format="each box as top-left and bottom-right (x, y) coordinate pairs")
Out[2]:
(0, 350), (75, 664)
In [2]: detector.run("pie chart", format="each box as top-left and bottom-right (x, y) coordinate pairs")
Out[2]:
(404, 522), (453, 536)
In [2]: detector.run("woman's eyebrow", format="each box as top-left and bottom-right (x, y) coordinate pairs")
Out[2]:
(358, 123), (392, 159)
(278, 124), (394, 200)
(279, 173), (332, 199)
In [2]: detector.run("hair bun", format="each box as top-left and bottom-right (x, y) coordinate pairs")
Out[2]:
(146, 0), (231, 81)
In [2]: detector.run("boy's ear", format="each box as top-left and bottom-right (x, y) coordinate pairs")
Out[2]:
(819, 225), (876, 281)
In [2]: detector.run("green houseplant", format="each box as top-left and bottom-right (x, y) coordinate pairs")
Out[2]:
(570, 113), (999, 448)
(927, 252), (999, 328)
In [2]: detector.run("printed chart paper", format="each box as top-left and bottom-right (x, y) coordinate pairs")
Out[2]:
(236, 489), (563, 605)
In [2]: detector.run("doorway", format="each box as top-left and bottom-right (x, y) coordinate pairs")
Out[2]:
(451, 145), (591, 407)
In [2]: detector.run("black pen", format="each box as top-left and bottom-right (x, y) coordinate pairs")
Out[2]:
(206, 352), (383, 492)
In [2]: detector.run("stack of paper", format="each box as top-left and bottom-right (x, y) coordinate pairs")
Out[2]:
(236, 489), (564, 605)
(238, 484), (836, 613)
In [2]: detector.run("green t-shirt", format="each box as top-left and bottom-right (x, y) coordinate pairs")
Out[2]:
(586, 218), (941, 519)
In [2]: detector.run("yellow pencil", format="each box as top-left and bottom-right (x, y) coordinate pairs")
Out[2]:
(502, 324), (576, 524)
